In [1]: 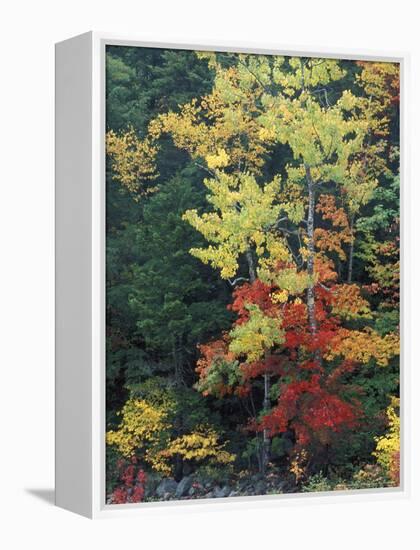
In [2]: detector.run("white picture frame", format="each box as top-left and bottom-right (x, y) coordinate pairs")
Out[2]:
(55, 31), (409, 519)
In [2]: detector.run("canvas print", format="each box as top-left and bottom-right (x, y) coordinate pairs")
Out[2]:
(105, 45), (400, 504)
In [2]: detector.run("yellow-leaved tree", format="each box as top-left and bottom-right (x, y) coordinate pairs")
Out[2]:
(106, 127), (158, 198)
(373, 396), (400, 485)
(107, 397), (235, 476)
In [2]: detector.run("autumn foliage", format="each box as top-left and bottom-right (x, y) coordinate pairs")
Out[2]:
(110, 457), (147, 504)
(105, 48), (400, 500)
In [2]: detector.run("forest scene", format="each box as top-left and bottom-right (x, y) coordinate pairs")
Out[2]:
(105, 45), (400, 505)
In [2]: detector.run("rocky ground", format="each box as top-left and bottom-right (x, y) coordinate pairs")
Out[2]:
(141, 471), (298, 502)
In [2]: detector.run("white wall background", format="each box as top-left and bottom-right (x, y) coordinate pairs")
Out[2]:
(0, 0), (418, 547)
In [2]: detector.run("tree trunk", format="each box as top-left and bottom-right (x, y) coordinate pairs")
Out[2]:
(262, 352), (271, 475)
(245, 245), (270, 474)
(304, 165), (323, 369)
(347, 214), (355, 283)
(172, 340), (184, 480)
(245, 246), (257, 283)
(305, 165), (317, 338)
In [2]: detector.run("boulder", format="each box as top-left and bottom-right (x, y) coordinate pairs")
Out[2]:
(145, 475), (160, 498)
(251, 473), (264, 483)
(175, 476), (192, 498)
(214, 485), (231, 498)
(254, 480), (267, 495)
(276, 480), (288, 492)
(237, 478), (250, 490)
(156, 478), (178, 499)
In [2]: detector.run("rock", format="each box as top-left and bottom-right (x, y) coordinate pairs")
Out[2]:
(228, 490), (240, 497)
(205, 491), (214, 498)
(145, 475), (160, 498)
(238, 478), (252, 490)
(188, 487), (196, 497)
(214, 485), (231, 498)
(175, 476), (192, 498)
(254, 480), (267, 495)
(276, 480), (288, 492)
(156, 478), (178, 499)
(251, 473), (264, 482)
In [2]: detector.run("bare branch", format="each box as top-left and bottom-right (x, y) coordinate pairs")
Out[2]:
(235, 57), (272, 94)
(194, 161), (217, 179)
(228, 276), (250, 287)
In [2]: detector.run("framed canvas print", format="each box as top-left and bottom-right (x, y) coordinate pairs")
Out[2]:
(55, 32), (407, 518)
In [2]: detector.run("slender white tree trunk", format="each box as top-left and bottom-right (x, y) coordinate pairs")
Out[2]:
(245, 245), (270, 474)
(305, 165), (317, 339)
(347, 214), (355, 283)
